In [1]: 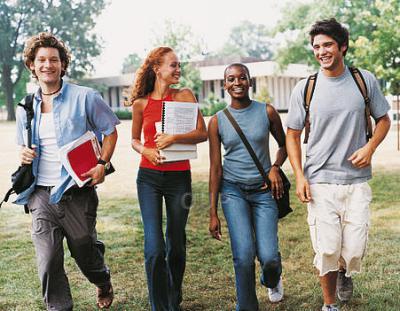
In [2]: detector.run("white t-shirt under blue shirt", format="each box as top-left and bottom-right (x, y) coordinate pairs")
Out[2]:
(286, 66), (390, 185)
(37, 112), (62, 186)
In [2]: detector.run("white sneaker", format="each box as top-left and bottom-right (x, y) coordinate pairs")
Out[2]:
(268, 278), (284, 303)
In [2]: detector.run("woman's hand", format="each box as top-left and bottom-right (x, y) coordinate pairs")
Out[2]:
(142, 147), (164, 166)
(154, 133), (174, 150)
(209, 214), (222, 241)
(268, 166), (284, 199)
(20, 145), (37, 165)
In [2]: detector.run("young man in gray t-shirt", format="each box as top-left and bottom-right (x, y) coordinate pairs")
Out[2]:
(286, 18), (391, 311)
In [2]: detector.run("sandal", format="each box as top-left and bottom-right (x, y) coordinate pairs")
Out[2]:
(96, 282), (114, 309)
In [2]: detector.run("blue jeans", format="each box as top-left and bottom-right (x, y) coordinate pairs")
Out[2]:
(136, 168), (192, 311)
(221, 179), (282, 311)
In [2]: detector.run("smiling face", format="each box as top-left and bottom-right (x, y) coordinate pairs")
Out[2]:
(30, 47), (64, 86)
(312, 34), (346, 75)
(224, 65), (252, 100)
(155, 51), (181, 85)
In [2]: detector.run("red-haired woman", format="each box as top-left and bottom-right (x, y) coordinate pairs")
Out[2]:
(129, 46), (207, 311)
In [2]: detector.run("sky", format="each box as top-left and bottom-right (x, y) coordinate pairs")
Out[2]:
(92, 0), (296, 77)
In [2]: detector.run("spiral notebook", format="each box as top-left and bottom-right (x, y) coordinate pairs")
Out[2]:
(157, 101), (199, 161)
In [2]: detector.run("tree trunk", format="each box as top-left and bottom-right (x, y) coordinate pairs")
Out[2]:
(1, 64), (16, 121)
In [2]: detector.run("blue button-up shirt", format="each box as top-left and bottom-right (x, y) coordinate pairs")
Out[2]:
(15, 81), (120, 204)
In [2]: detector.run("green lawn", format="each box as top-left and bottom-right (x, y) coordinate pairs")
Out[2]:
(0, 172), (399, 311)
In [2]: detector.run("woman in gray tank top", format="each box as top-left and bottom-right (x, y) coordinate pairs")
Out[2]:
(208, 63), (288, 310)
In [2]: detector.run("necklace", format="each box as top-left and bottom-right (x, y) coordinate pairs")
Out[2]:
(41, 84), (62, 96)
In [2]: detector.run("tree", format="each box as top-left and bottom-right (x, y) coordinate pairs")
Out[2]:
(350, 0), (400, 95)
(0, 0), (106, 120)
(217, 21), (274, 60)
(274, 0), (400, 94)
(151, 20), (203, 98)
(121, 53), (142, 74)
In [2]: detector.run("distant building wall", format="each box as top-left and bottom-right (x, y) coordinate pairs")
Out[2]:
(85, 61), (312, 111)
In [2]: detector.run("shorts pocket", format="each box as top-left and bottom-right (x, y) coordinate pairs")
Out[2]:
(361, 223), (369, 259)
(307, 213), (318, 254)
(362, 183), (372, 203)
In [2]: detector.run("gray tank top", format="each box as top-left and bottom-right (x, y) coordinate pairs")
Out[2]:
(217, 100), (271, 185)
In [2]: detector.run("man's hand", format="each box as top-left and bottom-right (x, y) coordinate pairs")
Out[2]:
(348, 143), (375, 168)
(154, 133), (174, 150)
(295, 175), (312, 203)
(81, 164), (105, 186)
(209, 214), (222, 241)
(21, 145), (37, 164)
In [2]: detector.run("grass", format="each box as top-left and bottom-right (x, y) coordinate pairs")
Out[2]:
(0, 172), (399, 310)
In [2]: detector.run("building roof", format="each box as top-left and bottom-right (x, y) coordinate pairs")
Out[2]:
(83, 61), (313, 86)
(85, 73), (134, 87)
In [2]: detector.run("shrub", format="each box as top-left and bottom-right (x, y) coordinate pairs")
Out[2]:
(115, 109), (132, 120)
(200, 93), (227, 116)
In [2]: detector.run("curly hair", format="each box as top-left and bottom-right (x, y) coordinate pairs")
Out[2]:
(309, 18), (349, 56)
(128, 46), (174, 105)
(23, 32), (71, 78)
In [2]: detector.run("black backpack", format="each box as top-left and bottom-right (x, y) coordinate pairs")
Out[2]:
(303, 67), (373, 143)
(1, 94), (35, 213)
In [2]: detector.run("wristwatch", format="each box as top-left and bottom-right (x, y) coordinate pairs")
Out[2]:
(97, 158), (110, 170)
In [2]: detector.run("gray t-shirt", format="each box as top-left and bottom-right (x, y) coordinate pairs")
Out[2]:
(286, 66), (390, 184)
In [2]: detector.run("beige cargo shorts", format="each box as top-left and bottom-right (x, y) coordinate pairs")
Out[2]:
(307, 182), (372, 276)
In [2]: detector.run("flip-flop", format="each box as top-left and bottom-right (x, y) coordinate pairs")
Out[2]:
(96, 282), (114, 309)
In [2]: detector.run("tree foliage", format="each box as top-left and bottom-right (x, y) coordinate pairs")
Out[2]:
(274, 0), (400, 94)
(121, 52), (142, 74)
(0, 0), (106, 120)
(152, 20), (203, 99)
(217, 21), (274, 60)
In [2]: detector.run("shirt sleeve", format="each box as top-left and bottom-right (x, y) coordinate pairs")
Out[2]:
(286, 79), (307, 130)
(85, 90), (121, 136)
(362, 70), (390, 119)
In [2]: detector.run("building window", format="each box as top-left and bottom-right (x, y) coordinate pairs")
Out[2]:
(220, 80), (224, 98)
(116, 87), (120, 108)
(210, 81), (215, 94)
(108, 88), (113, 107)
(252, 78), (257, 94)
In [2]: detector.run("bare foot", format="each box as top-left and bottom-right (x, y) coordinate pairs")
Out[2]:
(96, 282), (114, 309)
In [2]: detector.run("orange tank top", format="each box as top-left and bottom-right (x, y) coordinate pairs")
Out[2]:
(139, 92), (190, 171)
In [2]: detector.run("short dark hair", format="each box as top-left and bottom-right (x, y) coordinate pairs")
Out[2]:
(224, 63), (251, 80)
(309, 18), (349, 56)
(23, 32), (71, 78)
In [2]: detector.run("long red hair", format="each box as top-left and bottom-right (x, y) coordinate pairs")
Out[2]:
(129, 46), (173, 105)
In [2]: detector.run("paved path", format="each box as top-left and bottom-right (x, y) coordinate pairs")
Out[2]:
(1, 117), (399, 205)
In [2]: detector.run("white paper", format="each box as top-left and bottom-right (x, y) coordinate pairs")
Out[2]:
(59, 131), (101, 187)
(162, 101), (198, 135)
(155, 122), (196, 151)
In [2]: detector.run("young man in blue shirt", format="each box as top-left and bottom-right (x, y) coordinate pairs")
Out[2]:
(17, 32), (120, 310)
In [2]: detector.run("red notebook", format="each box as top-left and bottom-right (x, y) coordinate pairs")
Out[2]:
(67, 140), (99, 181)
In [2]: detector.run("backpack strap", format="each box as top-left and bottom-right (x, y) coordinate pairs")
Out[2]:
(349, 67), (373, 140)
(0, 188), (15, 208)
(303, 73), (318, 144)
(17, 94), (35, 148)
